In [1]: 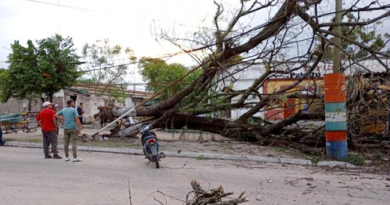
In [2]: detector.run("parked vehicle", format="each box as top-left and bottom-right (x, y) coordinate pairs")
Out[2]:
(140, 124), (163, 168)
(0, 113), (37, 134)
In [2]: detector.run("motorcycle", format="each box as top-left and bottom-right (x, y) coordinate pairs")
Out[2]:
(140, 124), (164, 168)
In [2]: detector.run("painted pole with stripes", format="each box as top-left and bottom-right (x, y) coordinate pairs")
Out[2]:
(324, 0), (347, 160)
(324, 73), (347, 160)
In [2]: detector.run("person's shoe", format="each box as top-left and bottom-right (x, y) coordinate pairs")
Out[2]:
(0, 141), (5, 146)
(53, 155), (62, 159)
(73, 158), (82, 162)
(45, 155), (52, 159)
(65, 157), (71, 162)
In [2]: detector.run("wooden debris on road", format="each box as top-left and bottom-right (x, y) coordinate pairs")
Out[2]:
(78, 134), (97, 142)
(186, 180), (248, 205)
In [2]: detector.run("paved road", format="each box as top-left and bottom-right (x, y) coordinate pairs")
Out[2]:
(0, 147), (389, 205)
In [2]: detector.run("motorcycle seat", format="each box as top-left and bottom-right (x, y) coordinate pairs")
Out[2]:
(142, 135), (157, 146)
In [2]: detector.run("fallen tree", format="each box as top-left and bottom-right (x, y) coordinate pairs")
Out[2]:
(111, 0), (389, 153)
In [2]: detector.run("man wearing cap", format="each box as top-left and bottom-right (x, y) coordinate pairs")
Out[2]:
(36, 102), (62, 159)
(56, 99), (82, 162)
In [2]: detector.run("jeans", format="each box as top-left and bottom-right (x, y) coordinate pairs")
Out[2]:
(42, 131), (58, 156)
(64, 129), (78, 158)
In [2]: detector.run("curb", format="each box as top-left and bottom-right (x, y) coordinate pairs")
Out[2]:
(4, 141), (355, 168)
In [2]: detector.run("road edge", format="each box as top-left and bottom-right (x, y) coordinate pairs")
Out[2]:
(4, 141), (355, 168)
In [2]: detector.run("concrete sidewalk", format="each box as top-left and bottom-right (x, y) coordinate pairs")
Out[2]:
(4, 141), (355, 167)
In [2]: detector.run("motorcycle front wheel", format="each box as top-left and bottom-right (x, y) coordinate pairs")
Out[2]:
(153, 155), (160, 169)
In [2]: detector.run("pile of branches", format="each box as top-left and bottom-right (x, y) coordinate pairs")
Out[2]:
(347, 71), (390, 155)
(261, 125), (326, 155)
(259, 71), (390, 156)
(186, 180), (247, 205)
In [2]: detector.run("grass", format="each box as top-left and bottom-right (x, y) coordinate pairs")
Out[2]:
(221, 142), (233, 150)
(78, 138), (140, 148)
(5, 136), (141, 149)
(346, 153), (365, 166)
(297, 151), (366, 166)
(275, 146), (286, 152)
(309, 156), (321, 164)
(372, 151), (384, 160)
(297, 150), (322, 164)
(3, 137), (42, 143)
(2, 137), (15, 141)
(26, 138), (42, 143)
(196, 155), (205, 160)
(202, 143), (215, 147)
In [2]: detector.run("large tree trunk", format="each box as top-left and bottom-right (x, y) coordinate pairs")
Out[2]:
(117, 111), (324, 141)
(28, 99), (32, 112)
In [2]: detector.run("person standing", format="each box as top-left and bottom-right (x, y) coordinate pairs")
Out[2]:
(0, 122), (6, 146)
(46, 104), (60, 154)
(56, 99), (82, 162)
(77, 102), (85, 124)
(52, 104), (60, 135)
(35, 102), (62, 159)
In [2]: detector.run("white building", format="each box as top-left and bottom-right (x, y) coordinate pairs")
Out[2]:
(219, 58), (389, 120)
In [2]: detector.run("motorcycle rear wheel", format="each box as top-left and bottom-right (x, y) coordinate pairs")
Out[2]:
(153, 155), (160, 169)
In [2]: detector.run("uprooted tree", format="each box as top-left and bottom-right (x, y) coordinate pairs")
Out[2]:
(115, 0), (389, 153)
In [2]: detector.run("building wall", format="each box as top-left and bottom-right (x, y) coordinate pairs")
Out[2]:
(225, 58), (388, 121)
(0, 89), (136, 123)
(63, 92), (135, 123)
(224, 65), (266, 120)
(263, 78), (324, 120)
(221, 62), (334, 120)
(0, 97), (62, 115)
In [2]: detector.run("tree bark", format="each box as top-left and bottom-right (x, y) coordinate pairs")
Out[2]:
(28, 99), (32, 112)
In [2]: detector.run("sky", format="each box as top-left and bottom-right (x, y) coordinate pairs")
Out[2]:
(0, 0), (388, 90)
(0, 0), (219, 90)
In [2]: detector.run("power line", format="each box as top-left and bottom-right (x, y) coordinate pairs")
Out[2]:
(3, 47), (11, 51)
(79, 62), (137, 72)
(79, 47), (203, 72)
(24, 0), (92, 12)
(25, 0), (213, 30)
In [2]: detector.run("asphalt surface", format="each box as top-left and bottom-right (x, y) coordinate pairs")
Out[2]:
(0, 147), (389, 205)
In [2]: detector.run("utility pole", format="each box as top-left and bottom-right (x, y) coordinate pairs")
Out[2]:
(324, 0), (348, 160)
(333, 0), (342, 73)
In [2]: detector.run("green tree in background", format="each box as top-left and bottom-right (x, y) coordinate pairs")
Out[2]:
(4, 34), (81, 102)
(81, 39), (136, 96)
(138, 57), (202, 100)
(321, 13), (389, 60)
(0, 68), (11, 103)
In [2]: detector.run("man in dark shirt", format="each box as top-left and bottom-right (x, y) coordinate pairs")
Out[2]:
(77, 102), (85, 124)
(0, 122), (5, 146)
(36, 102), (62, 159)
